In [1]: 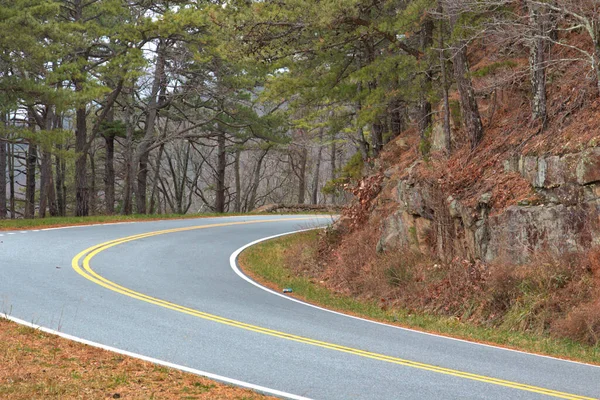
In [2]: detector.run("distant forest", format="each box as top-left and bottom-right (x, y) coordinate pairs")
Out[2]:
(0, 0), (594, 218)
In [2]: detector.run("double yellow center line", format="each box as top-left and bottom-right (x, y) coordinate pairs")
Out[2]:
(71, 219), (596, 400)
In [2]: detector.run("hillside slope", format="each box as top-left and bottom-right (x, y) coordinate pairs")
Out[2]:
(316, 29), (600, 345)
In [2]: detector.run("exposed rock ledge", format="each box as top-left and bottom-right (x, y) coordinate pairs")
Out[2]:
(378, 147), (600, 264)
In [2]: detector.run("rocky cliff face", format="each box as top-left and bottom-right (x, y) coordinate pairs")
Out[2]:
(378, 147), (600, 264)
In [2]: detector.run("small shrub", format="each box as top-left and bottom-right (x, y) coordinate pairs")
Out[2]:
(408, 226), (418, 245)
(553, 301), (600, 345)
(383, 251), (421, 287)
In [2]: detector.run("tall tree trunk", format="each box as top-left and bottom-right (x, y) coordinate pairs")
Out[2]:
(0, 112), (6, 219)
(364, 40), (383, 157)
(418, 101), (432, 145)
(330, 136), (337, 205)
(54, 112), (65, 216)
(419, 16), (434, 155)
(25, 143), (37, 219)
(248, 148), (268, 211)
(594, 42), (600, 97)
(371, 121), (384, 157)
(452, 43), (483, 149)
(234, 148), (241, 213)
(163, 151), (177, 213)
(176, 142), (191, 214)
(73, 74), (90, 216)
(149, 117), (170, 214)
(44, 150), (58, 217)
(72, 0), (91, 216)
(39, 152), (48, 218)
(135, 40), (167, 214)
(55, 143), (67, 217)
(149, 143), (165, 214)
(357, 126), (369, 159)
(46, 105), (58, 216)
(529, 3), (548, 127)
(122, 89), (134, 215)
(89, 152), (96, 215)
(8, 142), (15, 218)
(354, 87), (370, 161)
(448, 6), (483, 148)
(136, 156), (149, 214)
(39, 107), (54, 218)
(311, 129), (324, 205)
(103, 109), (116, 214)
(390, 99), (406, 138)
(438, 1), (452, 153)
(214, 132), (227, 213)
(40, 149), (58, 217)
(440, 58), (452, 152)
(75, 101), (89, 216)
(104, 134), (115, 214)
(297, 147), (307, 204)
(55, 148), (62, 216)
(39, 151), (51, 218)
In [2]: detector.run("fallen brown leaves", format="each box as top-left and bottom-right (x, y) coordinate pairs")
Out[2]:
(0, 318), (272, 399)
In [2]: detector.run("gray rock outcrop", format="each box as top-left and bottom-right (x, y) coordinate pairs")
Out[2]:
(378, 148), (600, 264)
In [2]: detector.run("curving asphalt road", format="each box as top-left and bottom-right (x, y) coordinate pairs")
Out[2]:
(1, 215), (599, 400)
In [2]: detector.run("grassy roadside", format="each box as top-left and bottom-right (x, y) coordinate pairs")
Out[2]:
(238, 230), (600, 365)
(0, 317), (273, 399)
(0, 212), (336, 231)
(0, 213), (231, 231)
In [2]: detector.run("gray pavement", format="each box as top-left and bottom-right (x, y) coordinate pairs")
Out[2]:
(0, 215), (598, 399)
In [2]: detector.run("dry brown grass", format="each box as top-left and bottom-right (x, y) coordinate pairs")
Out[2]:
(554, 300), (600, 346)
(0, 318), (272, 399)
(302, 220), (600, 346)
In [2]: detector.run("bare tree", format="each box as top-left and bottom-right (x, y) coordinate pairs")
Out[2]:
(438, 1), (453, 153)
(248, 147), (270, 211)
(311, 129), (324, 205)
(214, 130), (227, 213)
(0, 113), (6, 219)
(135, 39), (168, 214)
(445, 0), (485, 149)
(528, 0), (600, 95)
(24, 142), (36, 219)
(528, 2), (549, 125)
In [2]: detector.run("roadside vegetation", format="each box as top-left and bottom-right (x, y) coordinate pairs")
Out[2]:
(239, 230), (600, 365)
(0, 317), (273, 400)
(0, 213), (235, 231)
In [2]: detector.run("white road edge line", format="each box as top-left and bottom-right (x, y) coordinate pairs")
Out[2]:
(3, 314), (313, 400)
(230, 228), (600, 369)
